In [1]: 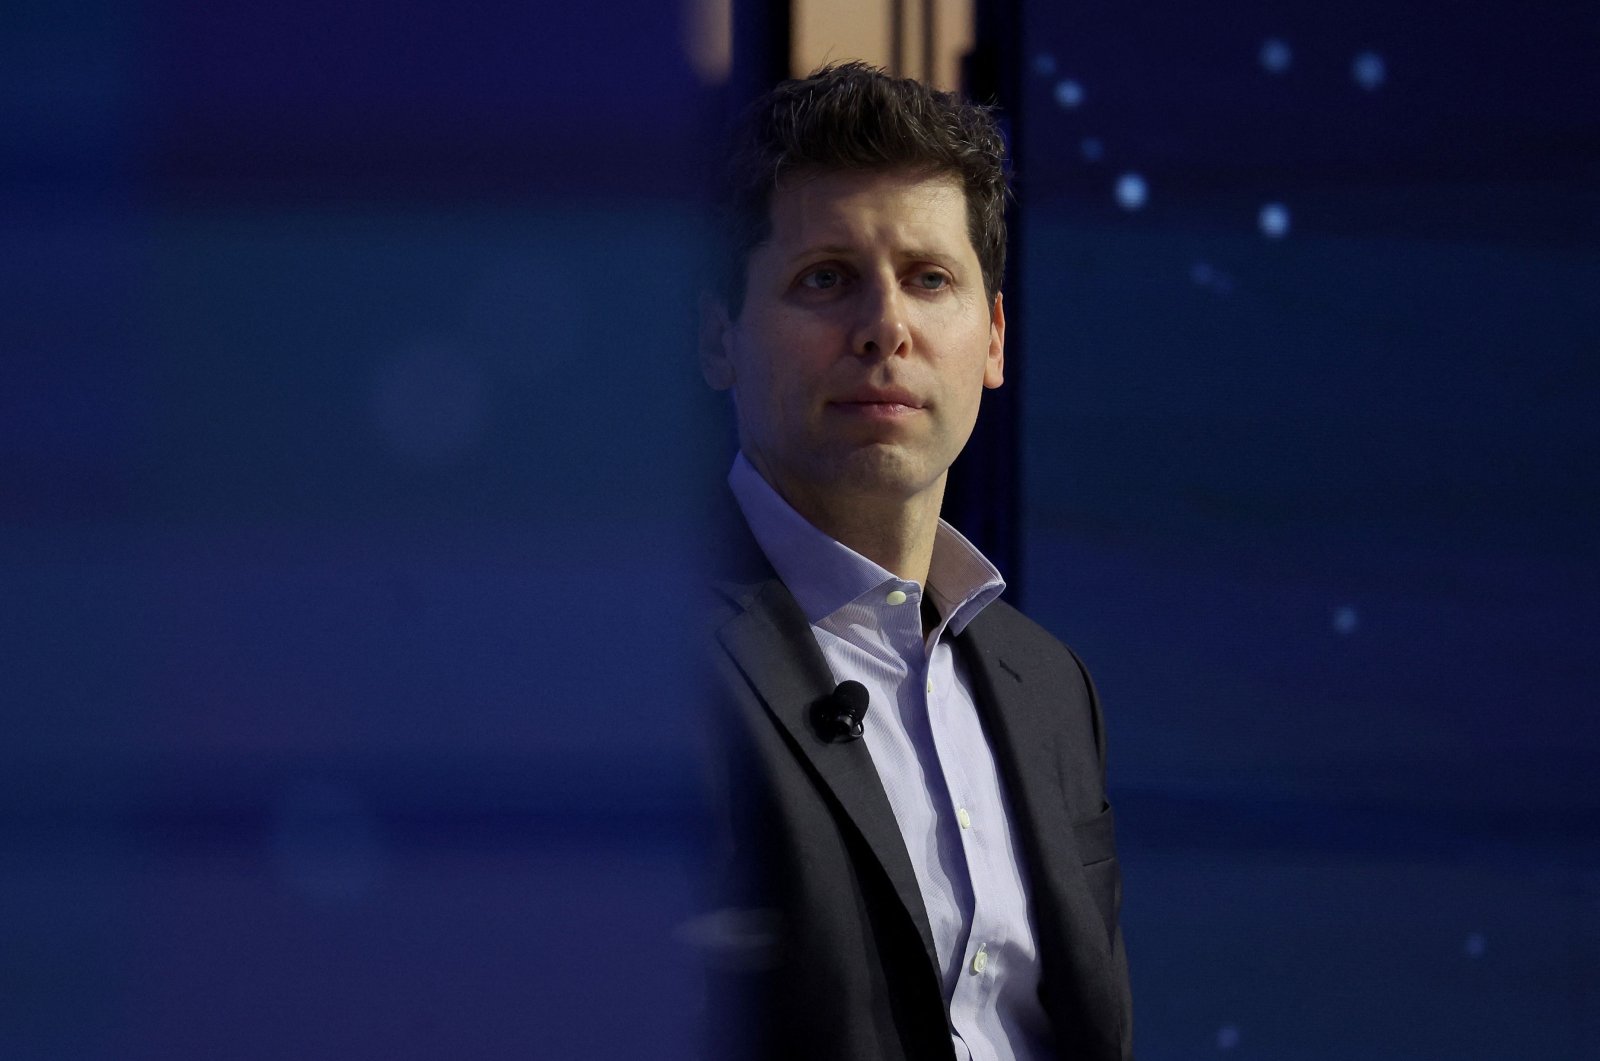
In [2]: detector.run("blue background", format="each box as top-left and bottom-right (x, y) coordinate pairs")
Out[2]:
(2, 1), (1595, 1058)
(1014, 3), (1598, 1058)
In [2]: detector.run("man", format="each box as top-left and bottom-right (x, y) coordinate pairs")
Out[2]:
(697, 62), (1133, 1061)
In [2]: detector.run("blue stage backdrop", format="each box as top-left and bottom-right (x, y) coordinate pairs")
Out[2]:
(1012, 2), (1598, 1059)
(1, 1), (1595, 1059)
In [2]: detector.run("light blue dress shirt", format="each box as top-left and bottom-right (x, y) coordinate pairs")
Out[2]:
(729, 454), (1055, 1061)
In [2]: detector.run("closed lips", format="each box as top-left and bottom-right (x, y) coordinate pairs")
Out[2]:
(834, 388), (923, 407)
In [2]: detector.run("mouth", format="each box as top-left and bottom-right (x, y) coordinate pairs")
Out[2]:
(829, 387), (925, 414)
(827, 401), (923, 425)
(832, 400), (921, 416)
(830, 390), (921, 417)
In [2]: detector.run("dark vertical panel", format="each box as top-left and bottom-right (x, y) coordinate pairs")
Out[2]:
(950, 0), (1026, 598)
(732, 0), (792, 99)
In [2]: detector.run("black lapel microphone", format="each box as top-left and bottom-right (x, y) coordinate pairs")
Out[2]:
(813, 680), (870, 743)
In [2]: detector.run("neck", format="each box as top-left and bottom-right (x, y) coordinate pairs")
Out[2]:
(778, 476), (945, 589)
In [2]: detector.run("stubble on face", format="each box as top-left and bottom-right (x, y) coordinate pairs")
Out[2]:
(724, 168), (1004, 531)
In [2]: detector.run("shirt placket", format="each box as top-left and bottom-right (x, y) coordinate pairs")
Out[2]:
(881, 582), (974, 989)
(926, 636), (1011, 1059)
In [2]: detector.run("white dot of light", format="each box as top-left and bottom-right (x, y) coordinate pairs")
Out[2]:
(1465, 932), (1487, 958)
(1080, 137), (1104, 162)
(1114, 172), (1147, 211)
(1259, 201), (1291, 238)
(1259, 38), (1292, 74)
(1353, 50), (1386, 91)
(1217, 1025), (1241, 1050)
(1034, 53), (1057, 77)
(1333, 606), (1359, 635)
(1054, 79), (1085, 109)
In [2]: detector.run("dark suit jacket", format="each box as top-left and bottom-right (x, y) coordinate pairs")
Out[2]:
(698, 513), (1134, 1061)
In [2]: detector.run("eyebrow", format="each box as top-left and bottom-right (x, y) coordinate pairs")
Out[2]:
(786, 243), (960, 266)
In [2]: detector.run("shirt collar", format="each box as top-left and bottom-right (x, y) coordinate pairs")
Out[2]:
(727, 452), (1005, 635)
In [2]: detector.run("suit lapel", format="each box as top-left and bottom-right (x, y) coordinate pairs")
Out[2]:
(958, 609), (1124, 1052)
(715, 573), (942, 978)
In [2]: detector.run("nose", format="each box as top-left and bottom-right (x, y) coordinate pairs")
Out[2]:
(850, 276), (911, 360)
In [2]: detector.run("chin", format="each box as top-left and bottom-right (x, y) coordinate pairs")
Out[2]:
(830, 445), (942, 500)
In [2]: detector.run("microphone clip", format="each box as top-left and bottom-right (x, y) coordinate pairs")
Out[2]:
(812, 680), (870, 743)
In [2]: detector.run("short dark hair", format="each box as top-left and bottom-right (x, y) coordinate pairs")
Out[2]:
(715, 61), (1009, 316)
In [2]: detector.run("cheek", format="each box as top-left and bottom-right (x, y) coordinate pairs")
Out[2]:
(764, 335), (828, 398)
(737, 351), (811, 427)
(738, 312), (838, 417)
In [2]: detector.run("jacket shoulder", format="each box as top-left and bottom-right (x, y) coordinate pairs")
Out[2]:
(962, 596), (1110, 782)
(967, 597), (1096, 679)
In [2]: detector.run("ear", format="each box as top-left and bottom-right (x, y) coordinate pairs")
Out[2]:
(983, 292), (1006, 389)
(699, 292), (736, 391)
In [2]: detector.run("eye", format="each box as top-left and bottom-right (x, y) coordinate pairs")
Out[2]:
(913, 271), (949, 291)
(799, 266), (846, 290)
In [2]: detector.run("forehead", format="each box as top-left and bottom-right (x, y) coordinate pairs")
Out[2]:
(765, 168), (972, 253)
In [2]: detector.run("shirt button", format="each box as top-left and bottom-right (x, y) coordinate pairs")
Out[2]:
(885, 589), (908, 606)
(971, 947), (988, 975)
(957, 807), (971, 829)
(925, 677), (933, 694)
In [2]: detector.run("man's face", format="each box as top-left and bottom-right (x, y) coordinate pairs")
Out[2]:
(704, 167), (1005, 518)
